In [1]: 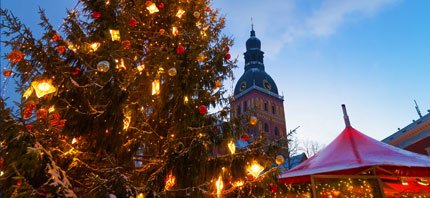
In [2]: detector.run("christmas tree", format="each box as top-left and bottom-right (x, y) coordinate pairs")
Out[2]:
(1, 0), (286, 197)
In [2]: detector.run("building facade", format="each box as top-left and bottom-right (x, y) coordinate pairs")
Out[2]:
(231, 28), (287, 141)
(382, 110), (430, 155)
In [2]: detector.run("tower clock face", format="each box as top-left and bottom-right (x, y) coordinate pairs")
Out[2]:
(240, 82), (247, 91)
(263, 80), (272, 90)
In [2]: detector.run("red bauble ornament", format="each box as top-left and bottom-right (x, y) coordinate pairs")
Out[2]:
(241, 133), (249, 141)
(225, 46), (230, 52)
(225, 53), (231, 60)
(22, 110), (32, 119)
(3, 69), (12, 77)
(56, 46), (66, 54)
(23, 101), (36, 119)
(72, 67), (80, 76)
(16, 181), (22, 187)
(36, 108), (48, 119)
(145, 1), (152, 7)
(129, 17), (138, 27)
(25, 101), (36, 111)
(7, 50), (24, 63)
(50, 113), (66, 128)
(92, 11), (101, 19)
(26, 124), (33, 132)
(52, 33), (61, 42)
(121, 40), (131, 49)
(0, 157), (4, 168)
(157, 3), (165, 9)
(269, 184), (278, 193)
(199, 105), (207, 115)
(176, 45), (185, 55)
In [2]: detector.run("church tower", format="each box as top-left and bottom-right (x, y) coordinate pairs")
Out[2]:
(232, 28), (287, 140)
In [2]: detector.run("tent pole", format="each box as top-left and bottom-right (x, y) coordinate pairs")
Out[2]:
(341, 104), (351, 127)
(310, 175), (317, 198)
(376, 176), (386, 198)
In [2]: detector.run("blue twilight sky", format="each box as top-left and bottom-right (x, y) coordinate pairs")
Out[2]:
(2, 0), (430, 145)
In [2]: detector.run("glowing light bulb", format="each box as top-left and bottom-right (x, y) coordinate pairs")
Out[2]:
(232, 180), (244, 187)
(89, 42), (100, 52)
(23, 87), (33, 99)
(215, 175), (223, 196)
(123, 114), (131, 130)
(48, 105), (55, 113)
(152, 79), (160, 95)
(165, 172), (176, 190)
(228, 140), (235, 154)
(172, 27), (179, 36)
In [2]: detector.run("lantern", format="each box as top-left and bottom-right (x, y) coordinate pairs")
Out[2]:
(146, 3), (159, 14)
(31, 79), (57, 98)
(247, 161), (264, 179)
(109, 29), (121, 41)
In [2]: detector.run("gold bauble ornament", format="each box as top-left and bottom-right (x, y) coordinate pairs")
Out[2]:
(275, 155), (285, 165)
(168, 67), (177, 77)
(197, 53), (206, 62)
(97, 60), (110, 72)
(193, 11), (200, 18)
(249, 116), (258, 126)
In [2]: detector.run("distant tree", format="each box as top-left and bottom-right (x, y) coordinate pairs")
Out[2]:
(299, 139), (325, 157)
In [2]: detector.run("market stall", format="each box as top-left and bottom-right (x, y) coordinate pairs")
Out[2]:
(279, 105), (430, 197)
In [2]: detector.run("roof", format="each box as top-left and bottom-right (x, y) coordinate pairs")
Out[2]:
(382, 111), (430, 152)
(234, 68), (279, 96)
(279, 127), (430, 183)
(278, 153), (308, 173)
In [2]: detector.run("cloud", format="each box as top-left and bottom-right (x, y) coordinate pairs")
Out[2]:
(215, 0), (398, 58)
(300, 0), (397, 37)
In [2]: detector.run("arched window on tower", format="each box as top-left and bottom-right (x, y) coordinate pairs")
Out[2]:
(244, 101), (248, 112)
(264, 101), (268, 111)
(272, 105), (276, 114)
(237, 105), (241, 115)
(264, 123), (269, 132)
(274, 127), (279, 136)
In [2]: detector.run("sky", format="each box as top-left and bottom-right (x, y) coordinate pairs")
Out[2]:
(2, 0), (430, 145)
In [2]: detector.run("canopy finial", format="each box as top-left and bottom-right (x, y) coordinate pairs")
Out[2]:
(342, 104), (351, 127)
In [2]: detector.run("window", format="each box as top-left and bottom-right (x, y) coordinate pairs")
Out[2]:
(244, 101), (248, 112)
(264, 123), (269, 132)
(272, 105), (276, 114)
(237, 105), (241, 115)
(275, 127), (279, 136)
(264, 101), (268, 111)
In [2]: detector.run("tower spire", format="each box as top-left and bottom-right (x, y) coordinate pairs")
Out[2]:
(250, 17), (255, 36)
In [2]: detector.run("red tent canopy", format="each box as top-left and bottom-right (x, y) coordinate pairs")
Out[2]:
(279, 126), (430, 184)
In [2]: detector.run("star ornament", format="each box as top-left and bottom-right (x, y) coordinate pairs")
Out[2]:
(31, 79), (57, 98)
